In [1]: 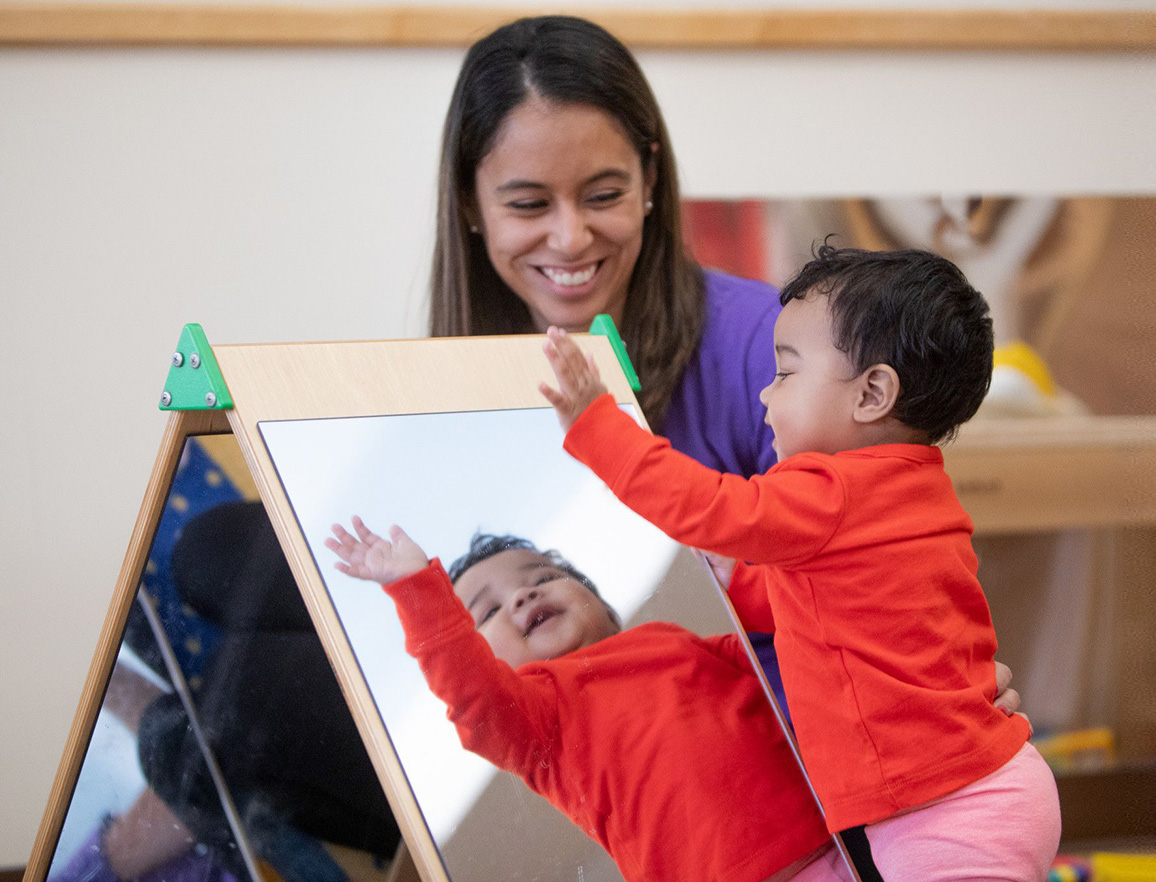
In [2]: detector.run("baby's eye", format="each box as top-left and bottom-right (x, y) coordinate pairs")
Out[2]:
(478, 605), (499, 626)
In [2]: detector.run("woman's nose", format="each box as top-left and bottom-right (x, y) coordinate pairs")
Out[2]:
(547, 205), (593, 255)
(759, 383), (773, 406)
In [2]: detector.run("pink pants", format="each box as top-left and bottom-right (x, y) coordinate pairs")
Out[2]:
(862, 743), (1061, 882)
(783, 844), (858, 882)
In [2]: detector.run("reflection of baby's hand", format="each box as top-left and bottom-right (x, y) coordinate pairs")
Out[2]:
(540, 326), (608, 432)
(325, 517), (429, 585)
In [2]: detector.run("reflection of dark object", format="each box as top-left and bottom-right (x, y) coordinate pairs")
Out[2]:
(124, 439), (241, 683)
(138, 501), (400, 863)
(169, 499), (315, 631)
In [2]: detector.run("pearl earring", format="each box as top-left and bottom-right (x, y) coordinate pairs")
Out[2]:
(645, 200), (654, 214)
(470, 224), (479, 233)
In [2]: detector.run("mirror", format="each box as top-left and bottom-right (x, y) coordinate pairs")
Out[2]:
(44, 433), (400, 882)
(257, 404), (824, 882)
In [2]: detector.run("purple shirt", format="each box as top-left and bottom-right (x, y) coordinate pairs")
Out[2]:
(662, 269), (782, 478)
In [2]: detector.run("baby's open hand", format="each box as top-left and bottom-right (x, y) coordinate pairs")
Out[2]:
(325, 517), (429, 585)
(540, 326), (608, 432)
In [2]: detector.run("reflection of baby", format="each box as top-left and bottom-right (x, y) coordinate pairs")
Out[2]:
(326, 518), (851, 882)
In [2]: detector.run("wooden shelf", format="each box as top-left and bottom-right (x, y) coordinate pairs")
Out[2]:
(944, 414), (1156, 535)
(1, 5), (1153, 50)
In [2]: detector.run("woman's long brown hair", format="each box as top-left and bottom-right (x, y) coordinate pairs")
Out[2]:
(428, 15), (705, 432)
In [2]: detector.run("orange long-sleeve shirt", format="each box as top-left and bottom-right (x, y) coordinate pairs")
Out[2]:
(565, 394), (1030, 831)
(384, 560), (831, 882)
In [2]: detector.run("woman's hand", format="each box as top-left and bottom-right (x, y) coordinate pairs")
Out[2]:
(326, 517), (429, 585)
(993, 660), (1031, 733)
(540, 326), (609, 432)
(700, 551), (736, 588)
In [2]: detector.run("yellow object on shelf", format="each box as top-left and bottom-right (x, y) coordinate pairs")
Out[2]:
(1033, 726), (1115, 773)
(993, 340), (1058, 397)
(1091, 852), (1156, 881)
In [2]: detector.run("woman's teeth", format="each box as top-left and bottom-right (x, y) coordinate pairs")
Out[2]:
(542, 265), (597, 287)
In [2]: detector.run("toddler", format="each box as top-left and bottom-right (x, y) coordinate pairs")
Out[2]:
(326, 520), (853, 882)
(540, 245), (1062, 882)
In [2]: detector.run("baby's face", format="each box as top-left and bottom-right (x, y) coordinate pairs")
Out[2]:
(453, 548), (620, 668)
(760, 292), (864, 460)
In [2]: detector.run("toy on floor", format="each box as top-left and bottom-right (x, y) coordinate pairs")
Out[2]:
(1048, 854), (1091, 882)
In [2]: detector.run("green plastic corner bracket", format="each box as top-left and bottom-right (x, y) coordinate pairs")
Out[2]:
(159, 323), (233, 411)
(588, 314), (640, 392)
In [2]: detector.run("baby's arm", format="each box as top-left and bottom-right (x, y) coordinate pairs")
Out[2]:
(540, 327), (608, 431)
(325, 517), (429, 585)
(326, 523), (558, 773)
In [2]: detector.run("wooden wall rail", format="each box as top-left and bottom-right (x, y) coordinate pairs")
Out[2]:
(1, 5), (1155, 50)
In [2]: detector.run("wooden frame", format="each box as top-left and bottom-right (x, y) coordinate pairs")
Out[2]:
(1, 5), (1154, 50)
(27, 332), (836, 882)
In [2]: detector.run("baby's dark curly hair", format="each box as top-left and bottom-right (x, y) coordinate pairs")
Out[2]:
(448, 532), (619, 625)
(780, 245), (993, 443)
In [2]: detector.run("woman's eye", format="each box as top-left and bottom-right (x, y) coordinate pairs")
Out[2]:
(775, 371), (790, 381)
(507, 198), (548, 212)
(588, 190), (625, 205)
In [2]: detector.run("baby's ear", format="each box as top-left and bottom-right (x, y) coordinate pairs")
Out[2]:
(852, 364), (900, 424)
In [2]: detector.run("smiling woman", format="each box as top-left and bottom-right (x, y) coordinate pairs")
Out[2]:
(469, 98), (654, 334)
(427, 15), (773, 460)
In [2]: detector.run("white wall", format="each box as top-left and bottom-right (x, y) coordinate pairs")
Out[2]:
(3, 10), (1156, 865)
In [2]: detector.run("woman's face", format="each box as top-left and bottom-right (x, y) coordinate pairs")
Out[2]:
(471, 97), (655, 332)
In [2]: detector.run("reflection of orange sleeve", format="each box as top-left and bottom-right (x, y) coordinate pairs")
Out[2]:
(727, 561), (776, 633)
(382, 561), (557, 775)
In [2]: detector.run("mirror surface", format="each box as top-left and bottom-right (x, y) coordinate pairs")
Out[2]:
(45, 433), (399, 882)
(258, 405), (795, 882)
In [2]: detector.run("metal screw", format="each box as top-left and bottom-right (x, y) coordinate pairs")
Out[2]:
(189, 353), (201, 369)
(172, 351), (184, 367)
(205, 392), (217, 407)
(160, 391), (172, 407)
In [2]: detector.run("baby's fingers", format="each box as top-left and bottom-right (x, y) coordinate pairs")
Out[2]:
(545, 327), (589, 384)
(539, 380), (565, 408)
(584, 351), (602, 384)
(351, 515), (383, 545)
(326, 525), (357, 558)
